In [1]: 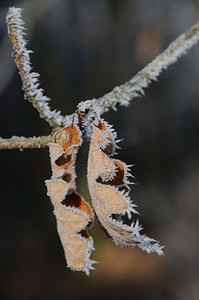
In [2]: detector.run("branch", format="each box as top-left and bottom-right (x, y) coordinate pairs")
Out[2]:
(2, 7), (199, 150)
(0, 135), (53, 150)
(6, 7), (64, 129)
(78, 20), (199, 114)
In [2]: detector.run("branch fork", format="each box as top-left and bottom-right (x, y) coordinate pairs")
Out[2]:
(0, 6), (199, 150)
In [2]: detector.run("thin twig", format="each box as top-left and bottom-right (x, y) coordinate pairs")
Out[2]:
(78, 21), (199, 114)
(0, 135), (53, 150)
(6, 7), (63, 129)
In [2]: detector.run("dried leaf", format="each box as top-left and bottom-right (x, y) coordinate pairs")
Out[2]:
(87, 116), (164, 256)
(46, 120), (96, 275)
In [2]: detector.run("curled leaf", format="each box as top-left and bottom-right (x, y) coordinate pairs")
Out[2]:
(46, 120), (96, 275)
(87, 115), (164, 256)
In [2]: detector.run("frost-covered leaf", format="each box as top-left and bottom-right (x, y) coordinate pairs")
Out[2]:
(46, 117), (96, 275)
(87, 114), (164, 256)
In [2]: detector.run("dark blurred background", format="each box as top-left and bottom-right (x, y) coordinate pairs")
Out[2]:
(0, 0), (199, 299)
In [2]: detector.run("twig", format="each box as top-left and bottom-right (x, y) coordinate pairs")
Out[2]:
(6, 7), (63, 129)
(78, 21), (199, 114)
(0, 135), (53, 150)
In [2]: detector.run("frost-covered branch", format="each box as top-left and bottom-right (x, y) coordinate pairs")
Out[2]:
(0, 135), (53, 150)
(2, 7), (199, 151)
(6, 7), (63, 129)
(78, 20), (199, 114)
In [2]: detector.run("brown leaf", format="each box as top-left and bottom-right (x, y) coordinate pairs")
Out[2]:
(87, 115), (164, 256)
(46, 120), (96, 275)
